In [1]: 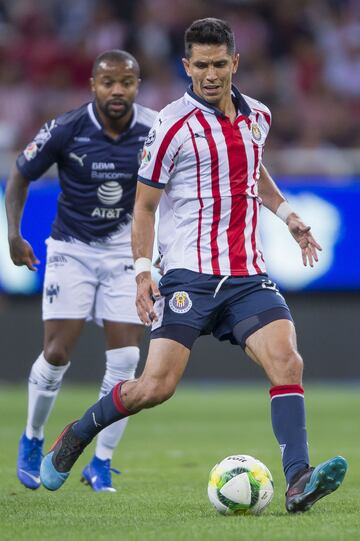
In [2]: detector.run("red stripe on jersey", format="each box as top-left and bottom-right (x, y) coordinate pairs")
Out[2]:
(151, 108), (196, 183)
(196, 110), (221, 275)
(218, 116), (248, 274)
(269, 385), (304, 398)
(253, 108), (271, 128)
(251, 198), (262, 273)
(187, 122), (203, 273)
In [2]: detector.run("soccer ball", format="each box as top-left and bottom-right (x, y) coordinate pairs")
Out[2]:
(207, 454), (274, 515)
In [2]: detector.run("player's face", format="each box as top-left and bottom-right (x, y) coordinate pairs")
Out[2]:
(91, 60), (140, 120)
(182, 44), (239, 108)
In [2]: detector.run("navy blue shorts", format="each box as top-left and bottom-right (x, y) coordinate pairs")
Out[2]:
(151, 269), (292, 350)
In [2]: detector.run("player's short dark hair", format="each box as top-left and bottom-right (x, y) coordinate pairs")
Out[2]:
(92, 49), (140, 78)
(184, 18), (235, 58)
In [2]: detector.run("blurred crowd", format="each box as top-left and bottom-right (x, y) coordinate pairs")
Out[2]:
(0, 0), (360, 154)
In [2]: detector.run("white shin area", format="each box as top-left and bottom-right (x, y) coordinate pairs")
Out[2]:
(26, 352), (70, 440)
(95, 346), (140, 461)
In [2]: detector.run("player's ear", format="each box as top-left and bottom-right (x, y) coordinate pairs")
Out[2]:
(90, 77), (95, 93)
(182, 57), (191, 77)
(232, 53), (239, 74)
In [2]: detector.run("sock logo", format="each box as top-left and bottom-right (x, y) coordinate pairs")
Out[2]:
(92, 413), (102, 428)
(280, 444), (286, 457)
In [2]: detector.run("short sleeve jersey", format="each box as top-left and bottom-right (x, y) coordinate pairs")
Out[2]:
(17, 102), (157, 243)
(138, 85), (271, 277)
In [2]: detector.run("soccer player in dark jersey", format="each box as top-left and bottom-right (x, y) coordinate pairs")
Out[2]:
(6, 49), (157, 492)
(39, 21), (347, 512)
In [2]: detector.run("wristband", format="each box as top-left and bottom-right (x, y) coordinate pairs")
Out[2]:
(135, 257), (152, 276)
(276, 201), (294, 223)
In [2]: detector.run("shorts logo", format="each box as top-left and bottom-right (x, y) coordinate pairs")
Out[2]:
(144, 129), (156, 146)
(261, 278), (281, 296)
(46, 283), (60, 303)
(169, 291), (192, 314)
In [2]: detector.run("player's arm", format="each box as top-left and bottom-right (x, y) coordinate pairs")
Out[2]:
(5, 165), (40, 271)
(258, 164), (322, 267)
(132, 182), (163, 325)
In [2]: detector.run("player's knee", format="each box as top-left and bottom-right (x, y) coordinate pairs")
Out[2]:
(44, 343), (70, 366)
(276, 347), (303, 380)
(141, 378), (176, 407)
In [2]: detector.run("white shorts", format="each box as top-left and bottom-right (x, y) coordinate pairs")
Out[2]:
(42, 236), (141, 326)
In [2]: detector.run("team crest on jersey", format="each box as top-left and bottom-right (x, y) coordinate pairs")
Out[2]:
(144, 129), (156, 146)
(169, 291), (192, 314)
(251, 122), (262, 142)
(141, 148), (151, 165)
(24, 142), (38, 161)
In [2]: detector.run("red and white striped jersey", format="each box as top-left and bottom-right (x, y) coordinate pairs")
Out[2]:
(138, 85), (271, 277)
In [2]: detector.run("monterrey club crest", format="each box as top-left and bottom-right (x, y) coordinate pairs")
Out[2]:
(169, 291), (192, 314)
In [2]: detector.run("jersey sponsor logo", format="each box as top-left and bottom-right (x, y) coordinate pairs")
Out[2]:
(45, 283), (60, 303)
(141, 148), (151, 165)
(91, 207), (124, 219)
(144, 129), (156, 146)
(169, 291), (192, 314)
(69, 152), (87, 166)
(91, 171), (131, 180)
(97, 181), (123, 205)
(92, 162), (115, 170)
(24, 141), (38, 161)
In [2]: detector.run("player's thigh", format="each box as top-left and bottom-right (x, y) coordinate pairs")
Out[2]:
(44, 319), (86, 364)
(103, 320), (144, 349)
(245, 319), (302, 384)
(42, 240), (97, 321)
(95, 257), (141, 326)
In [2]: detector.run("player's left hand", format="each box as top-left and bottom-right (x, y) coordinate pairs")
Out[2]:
(287, 214), (322, 267)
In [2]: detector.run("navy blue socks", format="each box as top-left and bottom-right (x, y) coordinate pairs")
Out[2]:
(73, 381), (130, 442)
(270, 385), (309, 484)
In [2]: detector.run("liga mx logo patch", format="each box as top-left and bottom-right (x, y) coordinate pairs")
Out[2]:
(169, 291), (192, 314)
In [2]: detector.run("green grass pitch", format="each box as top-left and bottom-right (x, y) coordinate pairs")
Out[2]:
(0, 384), (359, 541)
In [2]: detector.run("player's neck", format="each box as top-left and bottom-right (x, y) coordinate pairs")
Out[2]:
(96, 106), (134, 139)
(217, 95), (237, 123)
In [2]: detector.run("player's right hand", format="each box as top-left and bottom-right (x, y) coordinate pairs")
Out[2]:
(135, 272), (160, 326)
(8, 236), (40, 271)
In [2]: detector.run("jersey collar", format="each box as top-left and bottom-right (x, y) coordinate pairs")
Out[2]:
(185, 84), (251, 118)
(87, 101), (138, 132)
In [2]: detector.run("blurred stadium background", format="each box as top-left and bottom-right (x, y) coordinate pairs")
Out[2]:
(0, 0), (359, 383)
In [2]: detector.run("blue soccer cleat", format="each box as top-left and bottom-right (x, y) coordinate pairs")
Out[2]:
(17, 432), (44, 490)
(40, 421), (87, 491)
(286, 455), (348, 512)
(81, 455), (120, 492)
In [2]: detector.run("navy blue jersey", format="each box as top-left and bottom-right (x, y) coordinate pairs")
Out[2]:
(16, 102), (157, 243)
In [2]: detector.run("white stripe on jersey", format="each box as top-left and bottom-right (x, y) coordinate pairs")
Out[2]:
(138, 87), (272, 277)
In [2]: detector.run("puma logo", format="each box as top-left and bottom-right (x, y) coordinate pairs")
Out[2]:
(69, 152), (87, 167)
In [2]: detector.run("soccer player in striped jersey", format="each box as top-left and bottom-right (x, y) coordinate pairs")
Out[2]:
(6, 50), (157, 492)
(40, 20), (347, 512)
